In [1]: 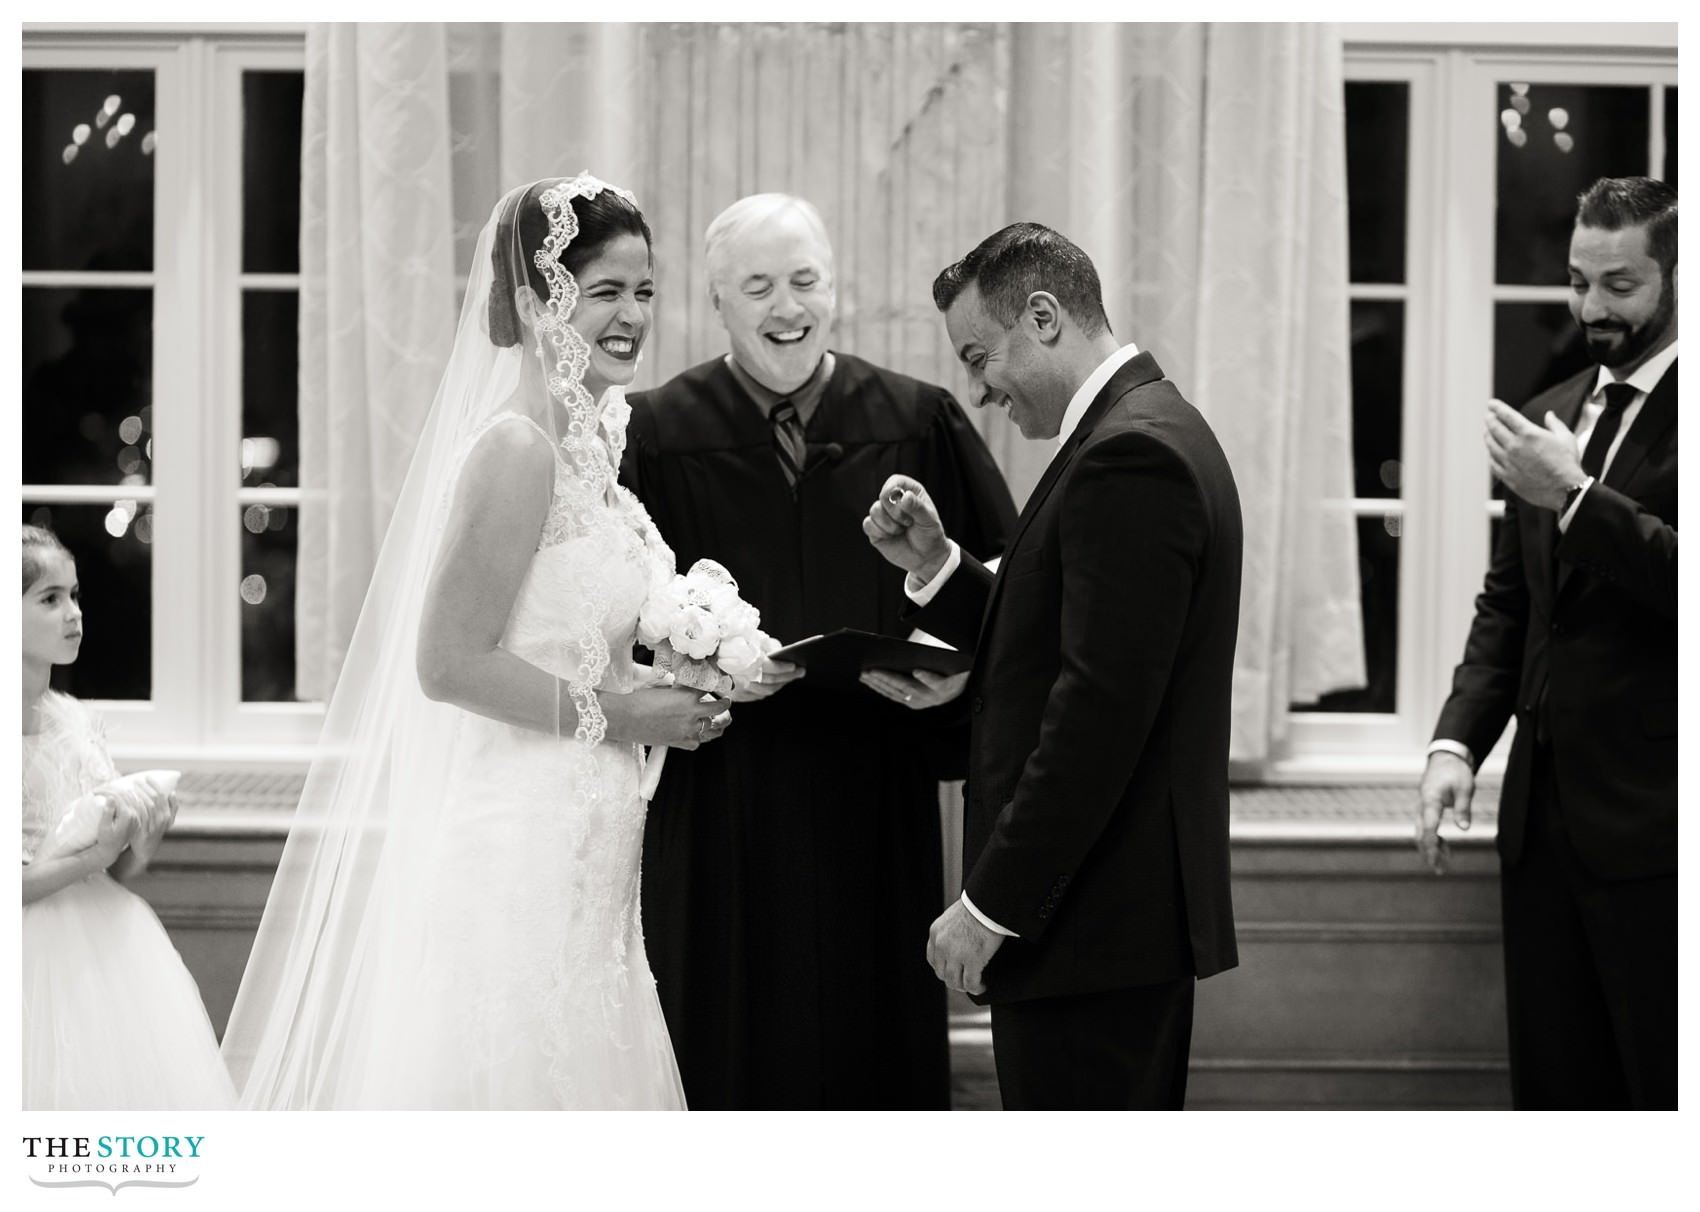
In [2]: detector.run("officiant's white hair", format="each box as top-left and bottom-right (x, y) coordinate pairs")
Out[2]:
(704, 193), (835, 290)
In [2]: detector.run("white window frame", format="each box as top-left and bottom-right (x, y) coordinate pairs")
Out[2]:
(1273, 23), (1676, 782)
(23, 25), (314, 767)
(24, 23), (1674, 778)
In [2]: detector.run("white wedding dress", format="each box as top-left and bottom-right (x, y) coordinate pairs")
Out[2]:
(226, 176), (688, 1111)
(345, 409), (687, 1109)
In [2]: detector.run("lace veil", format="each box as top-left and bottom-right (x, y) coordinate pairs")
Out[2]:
(221, 175), (638, 1107)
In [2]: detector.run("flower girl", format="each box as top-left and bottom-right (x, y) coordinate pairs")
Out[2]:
(21, 525), (235, 1109)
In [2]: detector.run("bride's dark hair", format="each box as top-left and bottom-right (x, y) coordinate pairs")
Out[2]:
(487, 182), (653, 348)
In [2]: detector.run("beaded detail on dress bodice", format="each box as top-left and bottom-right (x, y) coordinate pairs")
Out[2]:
(484, 410), (675, 719)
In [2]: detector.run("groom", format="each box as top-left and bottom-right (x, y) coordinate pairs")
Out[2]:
(865, 223), (1243, 1109)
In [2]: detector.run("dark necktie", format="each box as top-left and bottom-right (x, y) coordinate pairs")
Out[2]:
(771, 400), (806, 487)
(1580, 381), (1637, 483)
(1538, 381), (1638, 744)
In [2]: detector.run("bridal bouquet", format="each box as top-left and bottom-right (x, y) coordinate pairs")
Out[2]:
(635, 560), (778, 800)
(637, 559), (778, 695)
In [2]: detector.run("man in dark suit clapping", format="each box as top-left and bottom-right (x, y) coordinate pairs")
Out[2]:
(1417, 176), (1677, 1109)
(863, 223), (1243, 1109)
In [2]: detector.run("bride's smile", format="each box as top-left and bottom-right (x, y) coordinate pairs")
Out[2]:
(571, 232), (654, 396)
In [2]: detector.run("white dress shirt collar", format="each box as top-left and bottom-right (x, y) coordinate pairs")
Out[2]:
(1591, 338), (1678, 402)
(1055, 342), (1143, 449)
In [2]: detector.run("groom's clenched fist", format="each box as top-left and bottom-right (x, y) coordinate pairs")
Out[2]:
(863, 475), (953, 584)
(926, 900), (1003, 996)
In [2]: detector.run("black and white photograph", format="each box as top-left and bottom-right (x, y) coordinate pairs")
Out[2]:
(9, 12), (1687, 1207)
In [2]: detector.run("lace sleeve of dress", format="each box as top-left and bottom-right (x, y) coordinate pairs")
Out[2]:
(565, 679), (606, 747)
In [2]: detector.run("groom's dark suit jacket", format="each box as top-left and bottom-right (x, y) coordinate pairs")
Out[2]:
(1434, 361), (1678, 878)
(913, 352), (1242, 1005)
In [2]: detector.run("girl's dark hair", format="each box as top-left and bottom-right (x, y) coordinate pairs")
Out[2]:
(488, 182), (654, 347)
(23, 524), (72, 594)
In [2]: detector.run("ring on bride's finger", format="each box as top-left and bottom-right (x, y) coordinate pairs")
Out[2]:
(696, 719), (709, 741)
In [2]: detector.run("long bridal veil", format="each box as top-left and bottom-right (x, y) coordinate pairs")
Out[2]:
(222, 177), (630, 1107)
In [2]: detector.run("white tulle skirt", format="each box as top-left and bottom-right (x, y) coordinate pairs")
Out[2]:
(23, 873), (236, 1110)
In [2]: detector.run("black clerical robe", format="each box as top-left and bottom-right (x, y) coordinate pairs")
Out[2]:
(621, 352), (1017, 1109)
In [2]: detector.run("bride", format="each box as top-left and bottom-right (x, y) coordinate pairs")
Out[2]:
(222, 175), (736, 1109)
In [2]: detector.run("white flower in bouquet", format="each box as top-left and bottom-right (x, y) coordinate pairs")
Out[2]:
(715, 634), (762, 679)
(638, 577), (687, 648)
(636, 561), (783, 799)
(669, 604), (723, 661)
(706, 583), (761, 640)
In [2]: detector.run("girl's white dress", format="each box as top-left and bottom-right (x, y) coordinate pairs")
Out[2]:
(21, 692), (236, 1110)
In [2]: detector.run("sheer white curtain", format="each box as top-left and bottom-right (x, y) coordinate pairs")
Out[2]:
(295, 23), (457, 701)
(1004, 22), (1364, 760)
(1192, 25), (1365, 758)
(296, 20), (1363, 760)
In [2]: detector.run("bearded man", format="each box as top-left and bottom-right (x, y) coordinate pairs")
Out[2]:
(1417, 176), (1678, 1109)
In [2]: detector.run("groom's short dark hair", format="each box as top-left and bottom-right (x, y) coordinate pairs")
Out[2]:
(933, 223), (1111, 338)
(1576, 176), (1677, 280)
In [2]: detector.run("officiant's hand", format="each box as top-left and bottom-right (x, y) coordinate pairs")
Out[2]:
(863, 475), (952, 583)
(728, 656), (805, 703)
(927, 899), (1004, 996)
(859, 667), (969, 709)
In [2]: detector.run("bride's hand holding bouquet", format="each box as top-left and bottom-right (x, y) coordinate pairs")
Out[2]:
(630, 560), (780, 798)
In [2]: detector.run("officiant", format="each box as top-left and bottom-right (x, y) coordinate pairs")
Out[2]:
(621, 193), (1016, 1110)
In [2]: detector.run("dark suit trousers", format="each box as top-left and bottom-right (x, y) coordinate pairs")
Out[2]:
(989, 979), (1195, 1110)
(1500, 746), (1677, 1109)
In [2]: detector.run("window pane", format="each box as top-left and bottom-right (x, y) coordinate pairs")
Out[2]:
(242, 71), (305, 274)
(23, 287), (155, 486)
(1493, 301), (1594, 408)
(241, 505), (299, 701)
(1350, 299), (1404, 499)
(1665, 86), (1677, 189)
(242, 291), (300, 487)
(1304, 516), (1399, 714)
(1495, 83), (1650, 286)
(1345, 81), (1409, 284)
(22, 69), (156, 273)
(23, 502), (152, 700)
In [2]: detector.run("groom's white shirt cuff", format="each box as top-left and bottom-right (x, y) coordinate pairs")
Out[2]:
(904, 540), (962, 605)
(1426, 739), (1476, 768)
(961, 891), (1017, 937)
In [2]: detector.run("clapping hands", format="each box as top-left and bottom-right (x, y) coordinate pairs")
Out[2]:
(1485, 399), (1583, 512)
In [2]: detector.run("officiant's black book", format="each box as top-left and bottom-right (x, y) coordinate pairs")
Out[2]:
(769, 629), (972, 691)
